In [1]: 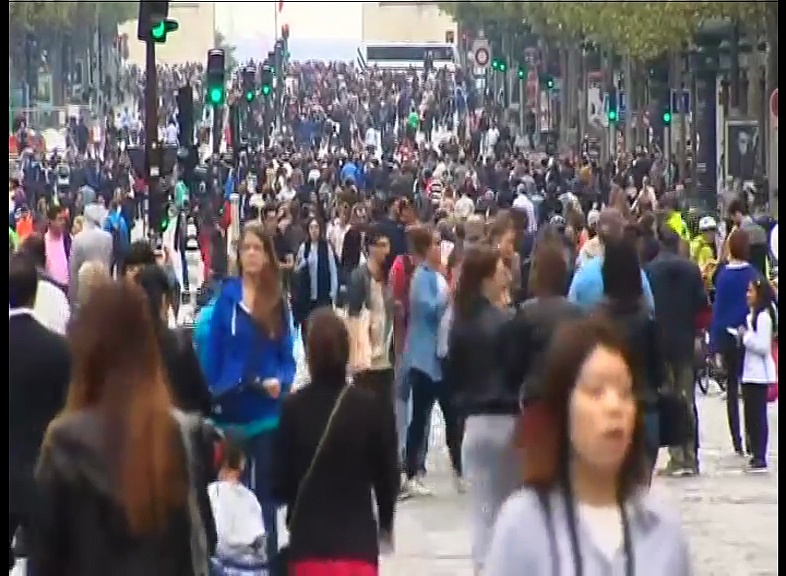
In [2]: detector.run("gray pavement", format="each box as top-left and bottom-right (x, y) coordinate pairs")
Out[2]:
(379, 393), (779, 576)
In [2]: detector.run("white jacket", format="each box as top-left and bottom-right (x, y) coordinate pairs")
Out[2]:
(208, 480), (266, 558)
(741, 309), (777, 384)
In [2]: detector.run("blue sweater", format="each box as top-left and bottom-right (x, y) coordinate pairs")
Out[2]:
(202, 278), (296, 434)
(710, 262), (758, 352)
(402, 264), (449, 382)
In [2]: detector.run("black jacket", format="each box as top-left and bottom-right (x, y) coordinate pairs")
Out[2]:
(645, 251), (707, 363)
(446, 298), (517, 416)
(600, 303), (666, 407)
(272, 380), (399, 565)
(502, 296), (584, 405)
(9, 311), (71, 521)
(160, 328), (212, 416)
(29, 410), (216, 576)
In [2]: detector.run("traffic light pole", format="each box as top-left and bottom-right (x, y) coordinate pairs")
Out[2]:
(144, 39), (161, 240)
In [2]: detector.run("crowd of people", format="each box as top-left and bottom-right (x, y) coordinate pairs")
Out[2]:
(9, 55), (779, 576)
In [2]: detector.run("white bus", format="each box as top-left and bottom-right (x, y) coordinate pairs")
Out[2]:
(358, 42), (458, 71)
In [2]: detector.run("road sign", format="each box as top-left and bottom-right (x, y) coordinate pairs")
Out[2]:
(670, 89), (691, 114)
(472, 39), (490, 69)
(770, 88), (778, 122)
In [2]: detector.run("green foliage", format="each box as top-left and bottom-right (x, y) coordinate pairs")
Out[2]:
(439, 1), (766, 60)
(10, 1), (136, 33)
(214, 31), (238, 73)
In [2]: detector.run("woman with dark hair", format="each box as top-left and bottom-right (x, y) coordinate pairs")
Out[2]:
(503, 241), (583, 408)
(202, 223), (297, 564)
(134, 265), (212, 416)
(600, 238), (666, 474)
(29, 281), (216, 575)
(486, 317), (691, 576)
(272, 308), (398, 576)
(711, 229), (760, 456)
(293, 217), (338, 340)
(445, 245), (514, 575)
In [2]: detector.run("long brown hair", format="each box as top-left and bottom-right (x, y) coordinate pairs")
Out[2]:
(238, 223), (284, 338)
(454, 244), (500, 320)
(52, 281), (186, 534)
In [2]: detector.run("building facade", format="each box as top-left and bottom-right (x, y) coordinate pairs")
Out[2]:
(120, 1), (215, 67)
(361, 2), (456, 43)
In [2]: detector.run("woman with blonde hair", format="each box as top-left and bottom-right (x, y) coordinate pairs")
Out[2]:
(75, 260), (111, 308)
(29, 281), (216, 575)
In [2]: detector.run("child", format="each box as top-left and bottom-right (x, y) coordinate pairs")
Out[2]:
(740, 277), (778, 473)
(208, 442), (268, 575)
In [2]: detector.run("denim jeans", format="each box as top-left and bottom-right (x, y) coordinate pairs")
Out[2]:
(240, 431), (279, 564)
(404, 368), (462, 479)
(395, 363), (429, 473)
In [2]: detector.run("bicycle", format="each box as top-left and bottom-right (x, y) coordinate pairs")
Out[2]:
(695, 330), (727, 395)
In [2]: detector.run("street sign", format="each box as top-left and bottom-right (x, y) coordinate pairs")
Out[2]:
(770, 88), (778, 122)
(670, 89), (691, 114)
(472, 39), (490, 69)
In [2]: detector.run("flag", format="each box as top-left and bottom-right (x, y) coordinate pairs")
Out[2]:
(278, 1), (284, 12)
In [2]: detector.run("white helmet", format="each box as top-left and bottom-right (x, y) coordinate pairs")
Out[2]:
(698, 216), (718, 231)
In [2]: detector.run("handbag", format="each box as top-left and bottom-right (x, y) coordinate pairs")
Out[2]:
(270, 386), (350, 576)
(173, 409), (211, 576)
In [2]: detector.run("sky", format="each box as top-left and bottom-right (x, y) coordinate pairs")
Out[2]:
(215, 1), (363, 61)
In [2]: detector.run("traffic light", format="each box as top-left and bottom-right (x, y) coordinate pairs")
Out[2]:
(540, 73), (555, 90)
(137, 1), (178, 44)
(491, 58), (507, 72)
(662, 103), (673, 126)
(206, 48), (226, 106)
(176, 86), (194, 148)
(242, 66), (256, 102)
(260, 65), (274, 96)
(517, 65), (527, 80)
(267, 51), (277, 75)
(607, 89), (619, 123)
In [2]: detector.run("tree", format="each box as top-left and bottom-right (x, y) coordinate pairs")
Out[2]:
(214, 31), (238, 73)
(439, 1), (770, 61)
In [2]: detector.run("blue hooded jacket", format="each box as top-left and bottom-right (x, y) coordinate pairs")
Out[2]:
(202, 277), (296, 433)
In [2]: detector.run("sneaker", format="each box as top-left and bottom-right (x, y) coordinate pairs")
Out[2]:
(658, 463), (691, 477)
(397, 473), (413, 501)
(746, 459), (768, 474)
(409, 477), (432, 496)
(453, 473), (467, 494)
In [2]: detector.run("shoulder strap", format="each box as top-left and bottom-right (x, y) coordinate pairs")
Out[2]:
(287, 385), (350, 530)
(537, 490), (561, 576)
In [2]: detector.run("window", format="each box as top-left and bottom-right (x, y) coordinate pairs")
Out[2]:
(366, 45), (454, 62)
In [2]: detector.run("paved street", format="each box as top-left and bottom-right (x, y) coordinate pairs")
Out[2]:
(379, 392), (778, 576)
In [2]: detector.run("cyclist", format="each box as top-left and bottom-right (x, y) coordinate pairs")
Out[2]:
(691, 216), (719, 294)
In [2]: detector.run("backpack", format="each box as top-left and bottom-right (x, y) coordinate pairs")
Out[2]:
(401, 255), (416, 321)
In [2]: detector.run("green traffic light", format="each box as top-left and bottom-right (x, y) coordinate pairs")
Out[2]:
(547, 79), (555, 89)
(662, 111), (672, 124)
(245, 90), (255, 102)
(151, 21), (166, 40)
(261, 85), (272, 96)
(608, 110), (618, 122)
(517, 69), (526, 80)
(209, 86), (224, 105)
